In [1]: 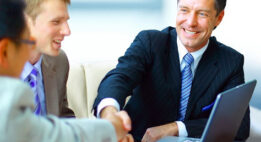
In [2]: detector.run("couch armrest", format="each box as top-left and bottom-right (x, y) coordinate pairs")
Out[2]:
(83, 61), (117, 118)
(67, 63), (88, 118)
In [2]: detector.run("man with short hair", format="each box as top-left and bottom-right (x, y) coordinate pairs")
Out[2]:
(21, 0), (73, 117)
(93, 0), (249, 141)
(0, 0), (132, 141)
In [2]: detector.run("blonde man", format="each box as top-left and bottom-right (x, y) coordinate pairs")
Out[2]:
(21, 0), (73, 117)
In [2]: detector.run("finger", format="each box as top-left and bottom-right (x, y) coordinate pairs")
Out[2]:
(141, 133), (147, 142)
(126, 134), (134, 142)
(116, 111), (132, 131)
(119, 135), (128, 142)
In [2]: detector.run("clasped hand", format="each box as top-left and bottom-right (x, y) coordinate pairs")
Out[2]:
(101, 106), (134, 142)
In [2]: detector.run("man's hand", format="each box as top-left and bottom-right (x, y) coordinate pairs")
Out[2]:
(119, 134), (134, 142)
(101, 106), (132, 141)
(141, 122), (179, 142)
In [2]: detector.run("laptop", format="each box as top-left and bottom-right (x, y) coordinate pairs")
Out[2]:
(157, 80), (257, 142)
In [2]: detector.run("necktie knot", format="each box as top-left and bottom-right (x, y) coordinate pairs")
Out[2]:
(183, 53), (194, 66)
(28, 68), (38, 88)
(31, 67), (38, 77)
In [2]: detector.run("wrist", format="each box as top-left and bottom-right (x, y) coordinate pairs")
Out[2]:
(100, 106), (118, 118)
(169, 122), (179, 136)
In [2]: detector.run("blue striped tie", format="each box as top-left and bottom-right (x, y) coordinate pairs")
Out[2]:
(27, 68), (41, 115)
(178, 53), (194, 121)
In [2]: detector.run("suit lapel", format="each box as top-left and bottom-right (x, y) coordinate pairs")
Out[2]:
(42, 55), (59, 115)
(169, 30), (182, 117)
(186, 38), (218, 118)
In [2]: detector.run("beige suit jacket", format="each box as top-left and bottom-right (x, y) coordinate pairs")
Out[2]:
(42, 50), (74, 117)
(0, 77), (117, 142)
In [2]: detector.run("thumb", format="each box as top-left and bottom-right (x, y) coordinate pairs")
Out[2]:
(116, 111), (132, 131)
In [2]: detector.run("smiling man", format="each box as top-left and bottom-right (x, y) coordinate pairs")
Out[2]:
(21, 0), (74, 117)
(93, 0), (249, 141)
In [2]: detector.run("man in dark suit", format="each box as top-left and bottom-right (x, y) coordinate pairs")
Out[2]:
(93, 0), (249, 141)
(21, 0), (74, 117)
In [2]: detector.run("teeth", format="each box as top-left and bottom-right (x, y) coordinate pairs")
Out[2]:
(185, 29), (196, 34)
(55, 40), (61, 43)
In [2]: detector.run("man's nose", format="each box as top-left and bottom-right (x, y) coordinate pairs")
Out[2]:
(60, 22), (71, 36)
(186, 13), (198, 27)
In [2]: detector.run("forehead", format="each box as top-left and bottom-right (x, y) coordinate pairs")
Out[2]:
(178, 0), (216, 10)
(38, 0), (69, 19)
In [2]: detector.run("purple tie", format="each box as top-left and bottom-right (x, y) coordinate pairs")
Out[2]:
(27, 68), (41, 115)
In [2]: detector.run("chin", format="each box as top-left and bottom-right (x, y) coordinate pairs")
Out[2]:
(47, 49), (60, 56)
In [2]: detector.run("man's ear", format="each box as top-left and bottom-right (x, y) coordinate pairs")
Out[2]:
(0, 38), (10, 68)
(215, 10), (225, 27)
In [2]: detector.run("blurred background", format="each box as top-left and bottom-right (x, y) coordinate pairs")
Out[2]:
(63, 0), (261, 109)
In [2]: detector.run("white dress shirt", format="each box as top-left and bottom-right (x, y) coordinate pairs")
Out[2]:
(20, 56), (47, 115)
(97, 37), (209, 137)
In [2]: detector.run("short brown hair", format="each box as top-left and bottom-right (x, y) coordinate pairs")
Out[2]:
(25, 0), (70, 20)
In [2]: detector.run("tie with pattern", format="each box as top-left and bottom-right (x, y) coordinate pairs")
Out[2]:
(27, 68), (41, 115)
(178, 53), (194, 121)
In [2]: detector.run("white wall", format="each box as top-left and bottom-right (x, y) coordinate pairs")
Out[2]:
(211, 0), (261, 107)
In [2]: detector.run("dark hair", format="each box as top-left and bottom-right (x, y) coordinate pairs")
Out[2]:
(177, 0), (227, 16)
(0, 0), (26, 44)
(214, 0), (226, 16)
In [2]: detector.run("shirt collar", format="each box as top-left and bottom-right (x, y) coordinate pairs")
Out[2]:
(177, 37), (209, 66)
(20, 55), (43, 80)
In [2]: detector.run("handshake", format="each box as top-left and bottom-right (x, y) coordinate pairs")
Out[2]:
(101, 106), (134, 142)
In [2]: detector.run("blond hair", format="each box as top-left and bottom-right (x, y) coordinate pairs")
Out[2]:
(25, 0), (70, 20)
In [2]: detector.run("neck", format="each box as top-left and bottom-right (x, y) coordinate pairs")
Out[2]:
(29, 50), (42, 65)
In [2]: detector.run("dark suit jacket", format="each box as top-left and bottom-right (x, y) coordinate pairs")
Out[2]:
(93, 27), (249, 141)
(42, 50), (74, 117)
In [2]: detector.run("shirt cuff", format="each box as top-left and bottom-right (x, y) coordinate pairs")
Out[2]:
(176, 121), (188, 137)
(97, 98), (120, 118)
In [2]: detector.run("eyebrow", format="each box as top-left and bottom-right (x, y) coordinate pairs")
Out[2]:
(50, 15), (70, 20)
(178, 5), (211, 13)
(178, 5), (188, 9)
(198, 9), (211, 13)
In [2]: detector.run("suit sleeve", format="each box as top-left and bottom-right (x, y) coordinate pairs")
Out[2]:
(93, 31), (153, 114)
(184, 54), (249, 141)
(6, 83), (117, 142)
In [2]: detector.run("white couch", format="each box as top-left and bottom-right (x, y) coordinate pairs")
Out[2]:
(67, 61), (117, 118)
(66, 61), (261, 141)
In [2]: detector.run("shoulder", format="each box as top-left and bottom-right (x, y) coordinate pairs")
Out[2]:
(132, 26), (177, 53)
(0, 77), (32, 95)
(136, 26), (177, 41)
(0, 77), (34, 109)
(42, 49), (69, 71)
(57, 49), (69, 62)
(210, 36), (243, 61)
(44, 49), (68, 64)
